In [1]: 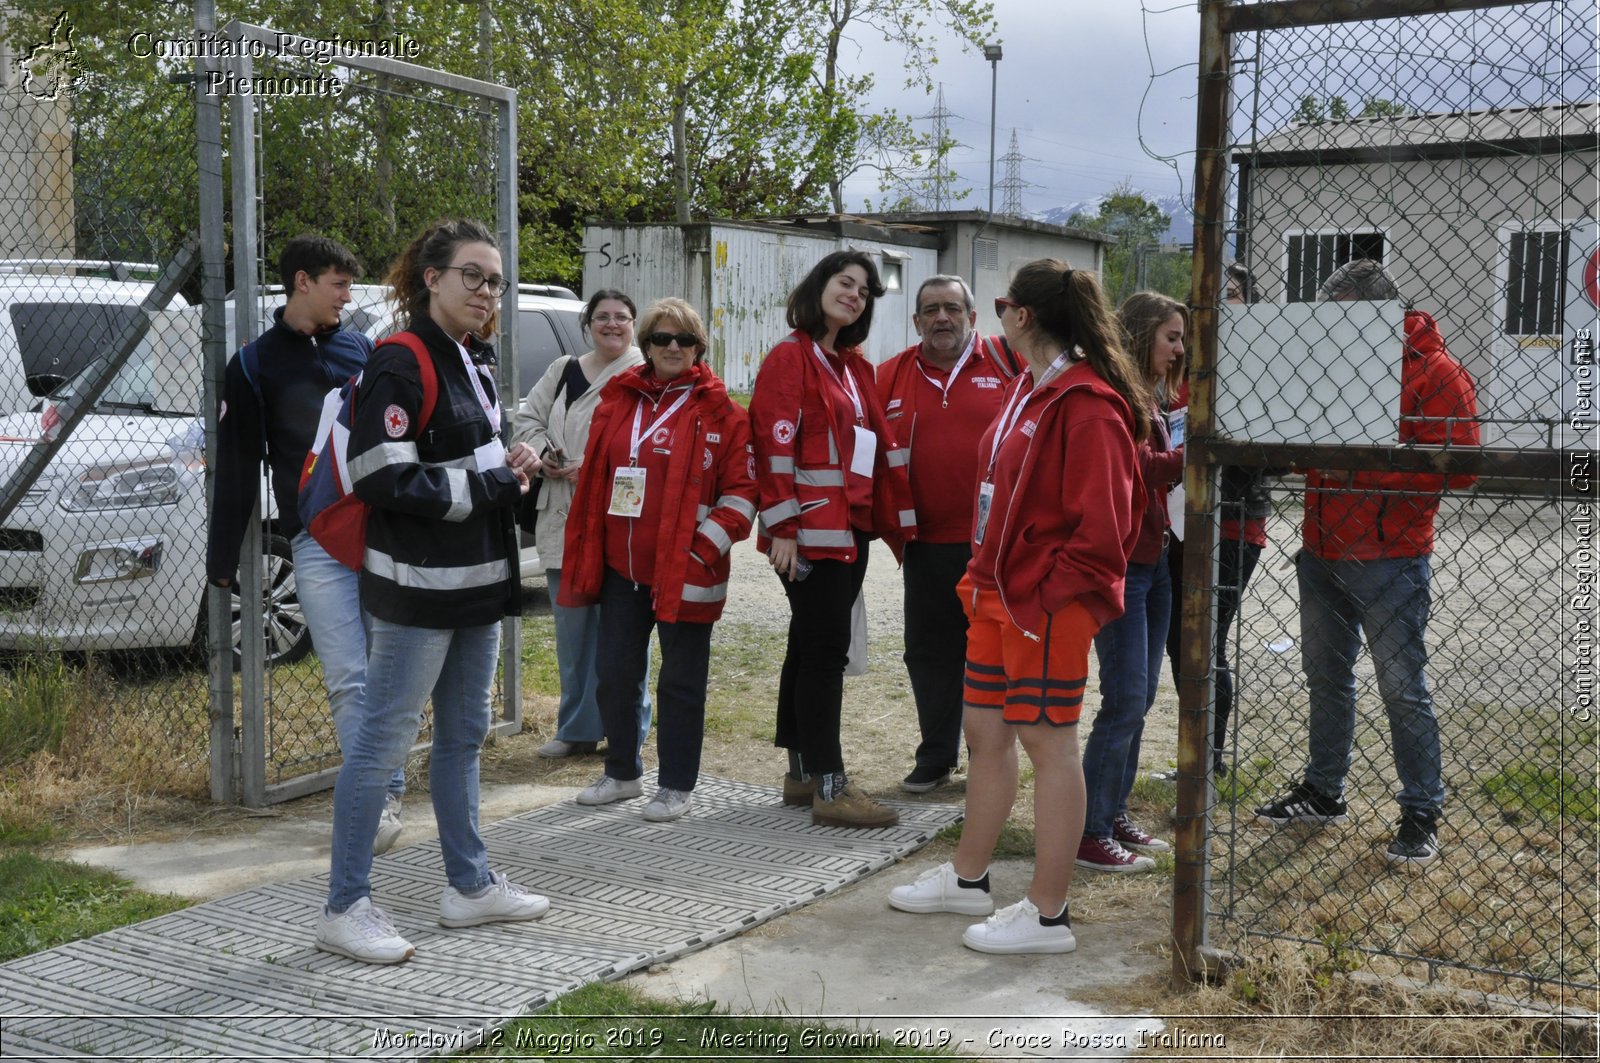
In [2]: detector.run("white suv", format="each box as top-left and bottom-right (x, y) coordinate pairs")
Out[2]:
(0, 283), (586, 666)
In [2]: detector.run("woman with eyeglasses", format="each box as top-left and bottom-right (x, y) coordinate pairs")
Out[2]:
(887, 260), (1148, 954)
(1072, 291), (1187, 874)
(318, 219), (547, 964)
(511, 289), (652, 760)
(748, 249), (917, 829)
(556, 299), (757, 821)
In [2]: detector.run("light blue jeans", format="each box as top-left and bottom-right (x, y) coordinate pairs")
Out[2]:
(547, 567), (652, 746)
(289, 532), (402, 798)
(1298, 552), (1444, 818)
(1083, 553), (1171, 838)
(327, 617), (501, 911)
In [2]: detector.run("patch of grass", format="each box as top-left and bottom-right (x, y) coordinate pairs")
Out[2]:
(453, 981), (938, 1060)
(931, 819), (1034, 860)
(0, 652), (86, 770)
(1481, 765), (1600, 824)
(0, 851), (189, 962)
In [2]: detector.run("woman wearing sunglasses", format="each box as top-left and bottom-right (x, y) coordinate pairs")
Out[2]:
(887, 260), (1149, 954)
(748, 249), (916, 828)
(512, 289), (651, 760)
(557, 299), (757, 821)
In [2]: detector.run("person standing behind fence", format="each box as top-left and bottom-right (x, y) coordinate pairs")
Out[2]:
(1075, 291), (1186, 874)
(316, 219), (547, 965)
(888, 260), (1148, 953)
(1254, 259), (1479, 868)
(558, 299), (757, 822)
(1164, 262), (1274, 778)
(749, 249), (916, 829)
(876, 275), (1022, 795)
(205, 234), (408, 856)
(511, 290), (651, 759)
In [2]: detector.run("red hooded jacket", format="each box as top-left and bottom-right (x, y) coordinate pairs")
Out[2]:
(559, 361), (757, 623)
(1302, 310), (1479, 560)
(967, 359), (1145, 637)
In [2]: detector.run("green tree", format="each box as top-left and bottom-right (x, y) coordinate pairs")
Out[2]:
(1066, 180), (1186, 304)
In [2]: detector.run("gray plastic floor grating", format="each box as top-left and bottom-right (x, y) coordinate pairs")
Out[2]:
(0, 774), (961, 1061)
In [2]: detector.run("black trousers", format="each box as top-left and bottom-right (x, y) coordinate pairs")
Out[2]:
(597, 569), (713, 792)
(902, 540), (972, 770)
(774, 531), (870, 776)
(1165, 536), (1263, 764)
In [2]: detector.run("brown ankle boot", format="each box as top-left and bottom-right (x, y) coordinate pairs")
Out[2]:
(782, 775), (817, 807)
(812, 782), (899, 828)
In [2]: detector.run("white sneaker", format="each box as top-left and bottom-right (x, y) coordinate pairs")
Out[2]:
(641, 787), (692, 822)
(439, 870), (551, 927)
(962, 898), (1076, 955)
(373, 794), (403, 856)
(315, 896), (415, 964)
(575, 775), (643, 806)
(887, 862), (995, 915)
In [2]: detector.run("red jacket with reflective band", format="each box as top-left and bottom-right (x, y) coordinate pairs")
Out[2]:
(1302, 310), (1479, 561)
(559, 361), (757, 623)
(967, 360), (1143, 636)
(876, 335), (1017, 543)
(748, 332), (916, 561)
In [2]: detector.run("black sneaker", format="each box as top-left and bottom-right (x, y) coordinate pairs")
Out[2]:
(900, 765), (953, 794)
(1383, 811), (1440, 867)
(1254, 780), (1348, 826)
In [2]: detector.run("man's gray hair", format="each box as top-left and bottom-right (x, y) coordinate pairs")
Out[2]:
(914, 274), (976, 313)
(1318, 259), (1401, 302)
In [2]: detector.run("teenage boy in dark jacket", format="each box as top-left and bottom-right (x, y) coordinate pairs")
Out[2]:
(206, 234), (406, 854)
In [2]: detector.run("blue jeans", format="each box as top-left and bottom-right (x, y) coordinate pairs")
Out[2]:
(1083, 553), (1171, 838)
(1298, 553), (1444, 817)
(327, 618), (501, 910)
(597, 571), (713, 791)
(547, 567), (652, 746)
(290, 532), (402, 798)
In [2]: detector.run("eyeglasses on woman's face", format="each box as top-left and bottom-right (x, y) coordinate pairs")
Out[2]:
(591, 312), (633, 325)
(994, 296), (1021, 319)
(645, 331), (698, 349)
(441, 264), (511, 297)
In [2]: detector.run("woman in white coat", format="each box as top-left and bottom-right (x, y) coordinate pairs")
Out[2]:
(512, 289), (651, 756)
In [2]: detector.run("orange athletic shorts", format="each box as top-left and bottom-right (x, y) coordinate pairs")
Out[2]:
(958, 575), (1097, 726)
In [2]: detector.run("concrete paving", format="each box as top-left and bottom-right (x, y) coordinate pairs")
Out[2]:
(65, 780), (1168, 1060)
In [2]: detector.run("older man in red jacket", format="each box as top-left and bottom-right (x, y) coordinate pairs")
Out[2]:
(1255, 260), (1479, 869)
(877, 275), (1023, 793)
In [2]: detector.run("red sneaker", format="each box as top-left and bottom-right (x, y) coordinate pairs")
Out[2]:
(1112, 813), (1171, 853)
(1075, 835), (1155, 873)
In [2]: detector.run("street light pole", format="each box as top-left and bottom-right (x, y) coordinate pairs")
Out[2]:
(970, 43), (1003, 289)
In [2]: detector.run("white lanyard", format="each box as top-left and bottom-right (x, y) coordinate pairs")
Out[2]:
(628, 386), (693, 464)
(454, 341), (500, 431)
(985, 350), (1073, 476)
(811, 342), (865, 424)
(913, 333), (976, 409)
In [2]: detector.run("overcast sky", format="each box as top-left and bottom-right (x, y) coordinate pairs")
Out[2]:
(838, 0), (1203, 214)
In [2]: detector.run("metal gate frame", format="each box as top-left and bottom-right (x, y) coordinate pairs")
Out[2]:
(1173, 0), (1589, 987)
(196, 8), (522, 806)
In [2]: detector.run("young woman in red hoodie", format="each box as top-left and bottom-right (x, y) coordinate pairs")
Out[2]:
(1073, 292), (1188, 873)
(887, 260), (1150, 954)
(558, 298), (758, 823)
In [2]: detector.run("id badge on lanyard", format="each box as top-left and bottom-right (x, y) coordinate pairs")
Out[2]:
(974, 481), (996, 545)
(609, 467), (646, 517)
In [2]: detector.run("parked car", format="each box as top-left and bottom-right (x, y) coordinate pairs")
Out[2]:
(0, 282), (587, 666)
(0, 259), (169, 414)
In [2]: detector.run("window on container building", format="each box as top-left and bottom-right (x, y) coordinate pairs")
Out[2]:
(1284, 230), (1386, 303)
(1502, 227), (1569, 337)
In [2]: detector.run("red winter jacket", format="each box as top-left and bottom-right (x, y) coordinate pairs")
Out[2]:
(1302, 310), (1479, 561)
(1130, 408), (1183, 565)
(967, 359), (1144, 636)
(748, 332), (916, 561)
(559, 361), (757, 623)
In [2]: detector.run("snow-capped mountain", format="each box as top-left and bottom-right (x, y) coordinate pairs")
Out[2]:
(1038, 192), (1194, 246)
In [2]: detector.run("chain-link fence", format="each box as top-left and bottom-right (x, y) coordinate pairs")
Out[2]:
(1175, 0), (1597, 1008)
(0, 5), (213, 797)
(0, 5), (520, 808)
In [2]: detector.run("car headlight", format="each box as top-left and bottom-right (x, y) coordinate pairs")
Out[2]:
(61, 458), (183, 511)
